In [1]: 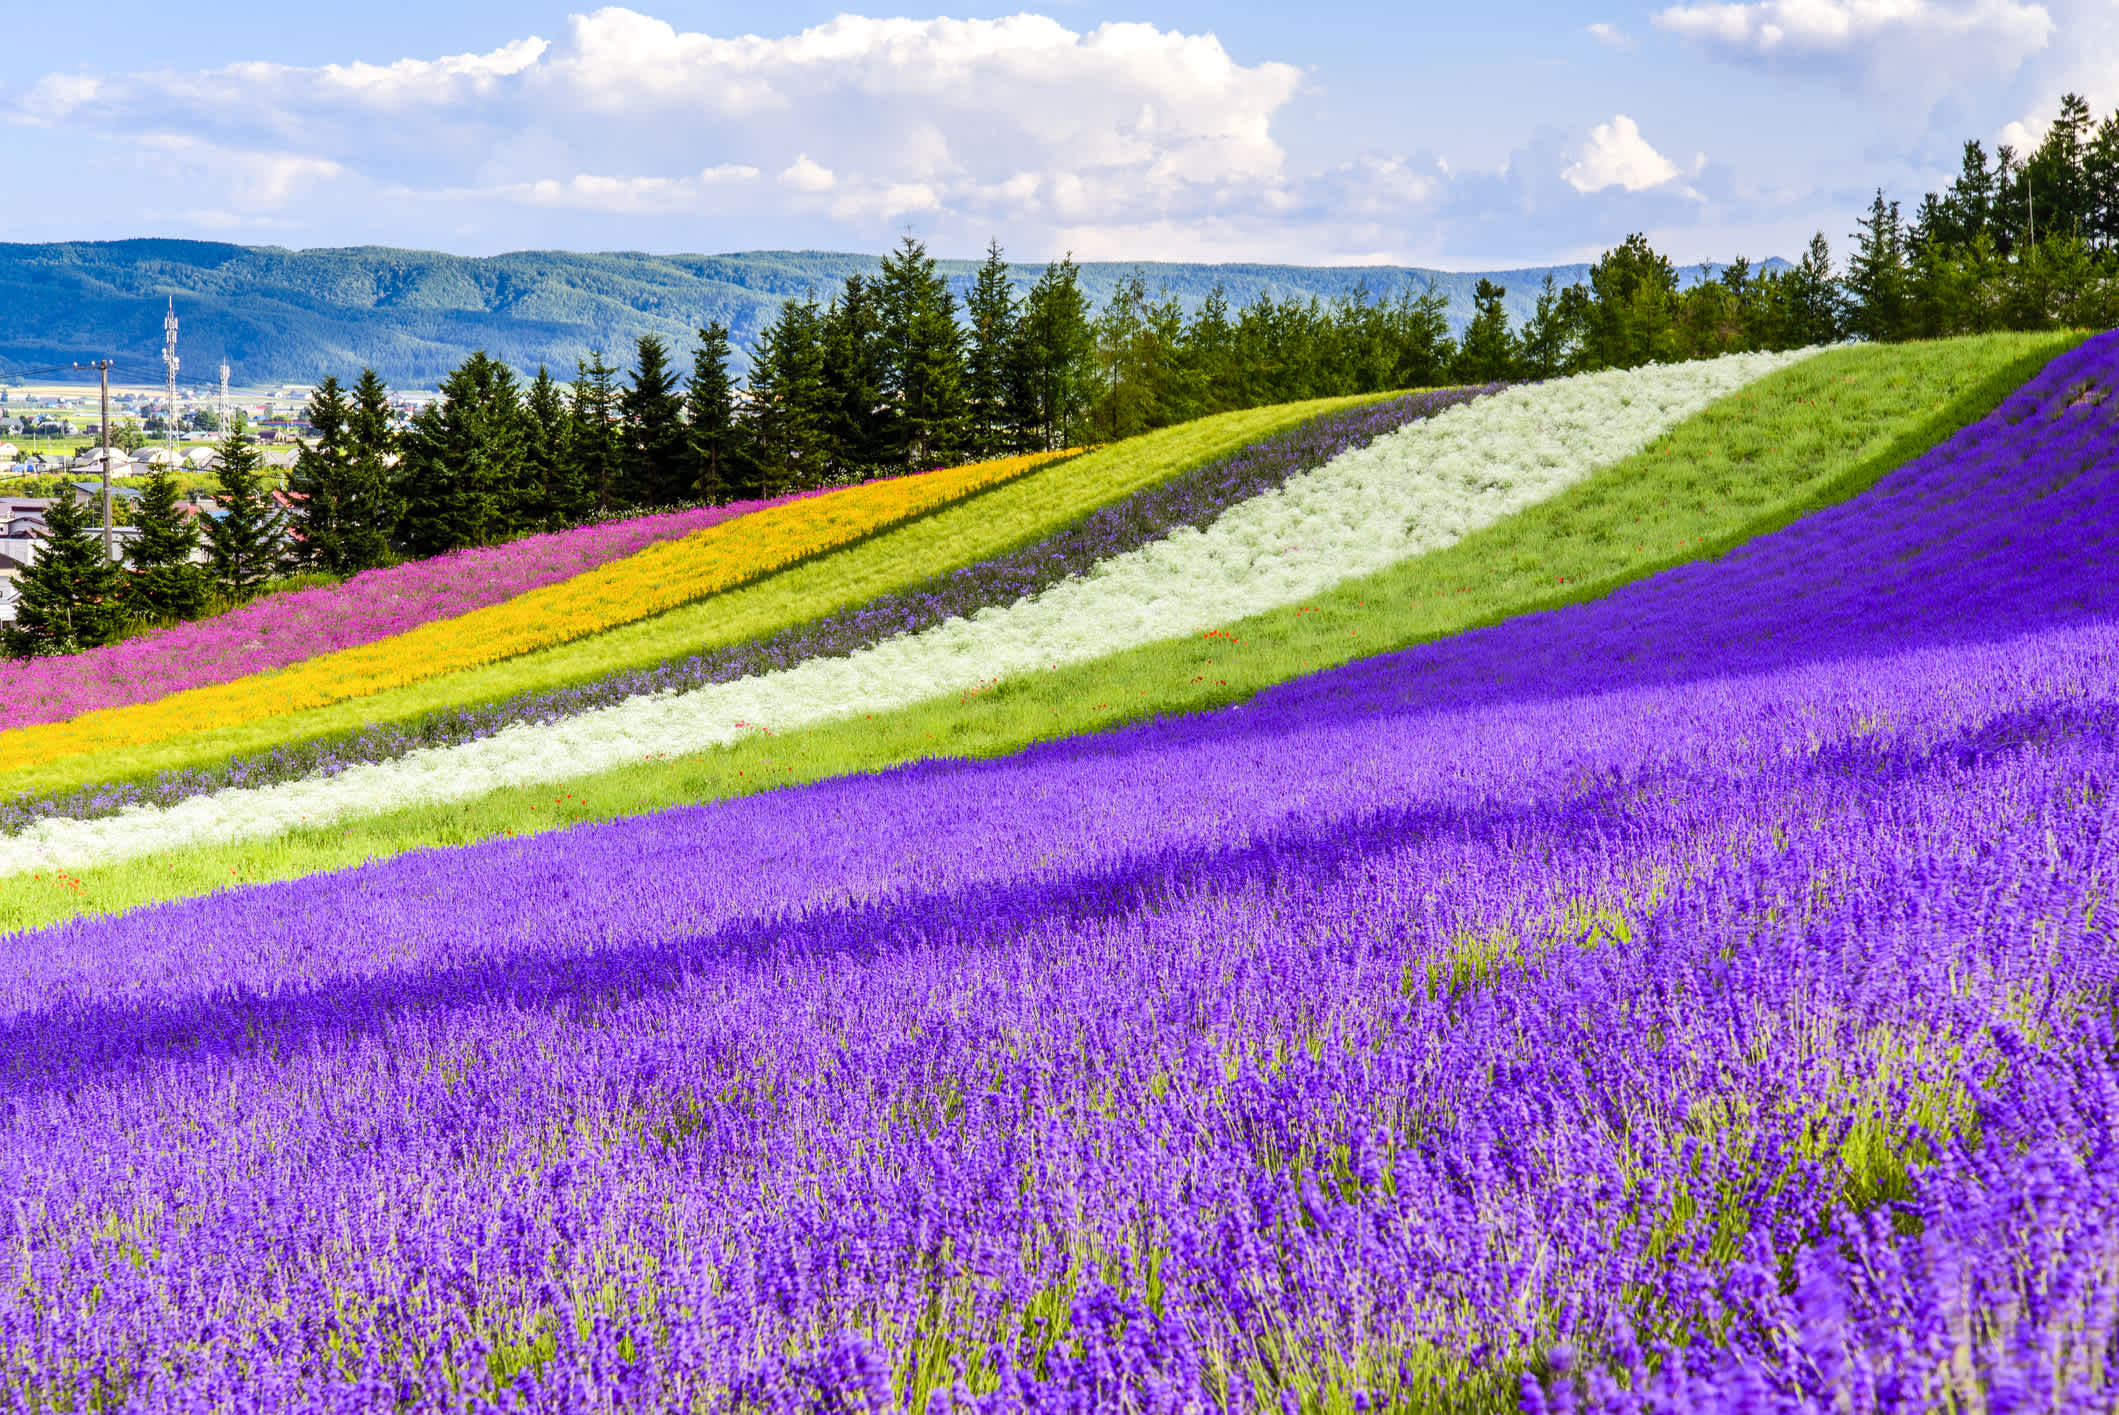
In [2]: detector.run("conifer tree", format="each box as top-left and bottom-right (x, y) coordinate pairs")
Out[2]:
(1846, 192), (1910, 342)
(747, 295), (831, 493)
(286, 376), (355, 574)
(398, 352), (524, 555)
(878, 236), (968, 469)
(685, 324), (748, 503)
(1008, 256), (1095, 450)
(3, 489), (125, 658)
(570, 352), (624, 518)
(521, 365), (579, 529)
(204, 426), (286, 601)
(819, 276), (889, 478)
(338, 368), (398, 574)
(620, 334), (689, 508)
(963, 240), (1018, 458)
(1451, 278), (1519, 383)
(124, 466), (209, 623)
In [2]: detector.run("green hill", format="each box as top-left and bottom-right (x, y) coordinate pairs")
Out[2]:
(0, 240), (1785, 389)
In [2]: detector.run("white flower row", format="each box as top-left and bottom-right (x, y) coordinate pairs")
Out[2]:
(2, 350), (1815, 877)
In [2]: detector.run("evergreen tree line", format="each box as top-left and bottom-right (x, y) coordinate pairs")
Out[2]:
(3, 428), (286, 658)
(18, 107), (2119, 661)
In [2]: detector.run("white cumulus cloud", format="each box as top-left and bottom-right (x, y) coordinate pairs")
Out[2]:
(1653, 0), (2054, 111)
(1563, 115), (1685, 193)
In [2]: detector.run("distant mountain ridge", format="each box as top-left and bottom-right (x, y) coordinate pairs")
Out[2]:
(0, 240), (1788, 389)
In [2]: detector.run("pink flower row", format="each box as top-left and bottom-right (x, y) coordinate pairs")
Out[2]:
(0, 494), (811, 731)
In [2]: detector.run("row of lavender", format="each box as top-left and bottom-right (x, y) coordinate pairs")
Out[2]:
(3, 338), (2117, 1409)
(0, 388), (1491, 833)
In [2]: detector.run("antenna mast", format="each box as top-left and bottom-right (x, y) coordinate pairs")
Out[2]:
(163, 298), (181, 460)
(218, 361), (231, 441)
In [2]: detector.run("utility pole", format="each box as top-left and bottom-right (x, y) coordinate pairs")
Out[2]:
(73, 360), (114, 558)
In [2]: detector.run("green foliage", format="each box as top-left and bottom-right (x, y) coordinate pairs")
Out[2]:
(570, 352), (622, 518)
(619, 334), (688, 508)
(204, 427), (286, 601)
(1451, 279), (1517, 383)
(521, 366), (579, 530)
(123, 467), (209, 623)
(684, 326), (747, 504)
(397, 352), (525, 555)
(880, 236), (971, 469)
(2, 489), (124, 658)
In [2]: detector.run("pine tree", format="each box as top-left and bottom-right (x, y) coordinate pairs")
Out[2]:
(1581, 233), (1682, 370)
(521, 365), (580, 529)
(878, 235), (968, 470)
(398, 352), (525, 555)
(685, 324), (748, 503)
(3, 489), (125, 657)
(286, 376), (354, 574)
(746, 295), (832, 493)
(963, 240), (1018, 458)
(339, 369), (398, 574)
(1008, 257), (1095, 451)
(620, 334), (690, 508)
(1451, 278), (1519, 383)
(571, 352), (624, 518)
(204, 426), (286, 601)
(1846, 192), (1909, 342)
(124, 466), (209, 623)
(1782, 232), (1846, 346)
(819, 276), (889, 478)
(1515, 274), (1584, 380)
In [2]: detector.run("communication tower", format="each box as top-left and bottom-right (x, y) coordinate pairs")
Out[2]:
(219, 362), (231, 440)
(162, 298), (181, 456)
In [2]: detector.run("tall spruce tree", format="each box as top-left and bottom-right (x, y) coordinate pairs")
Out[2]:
(1846, 193), (1910, 342)
(878, 236), (968, 469)
(819, 276), (890, 478)
(620, 334), (690, 508)
(747, 295), (832, 493)
(3, 490), (125, 658)
(338, 368), (398, 574)
(1451, 278), (1519, 383)
(571, 352), (624, 517)
(1008, 256), (1095, 451)
(1783, 232), (1846, 345)
(124, 466), (209, 623)
(963, 240), (1018, 458)
(1581, 234), (1682, 370)
(286, 376), (356, 574)
(685, 324), (748, 503)
(521, 365), (580, 529)
(203, 427), (285, 601)
(398, 352), (526, 555)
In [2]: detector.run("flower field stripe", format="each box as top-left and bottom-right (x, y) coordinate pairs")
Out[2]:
(0, 388), (1496, 834)
(0, 352), (1804, 876)
(0, 449), (1074, 775)
(4, 341), (2118, 1403)
(0, 399), (1379, 805)
(0, 494), (817, 732)
(0, 331), (2077, 929)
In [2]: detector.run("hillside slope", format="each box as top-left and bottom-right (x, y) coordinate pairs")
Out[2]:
(0, 239), (1783, 387)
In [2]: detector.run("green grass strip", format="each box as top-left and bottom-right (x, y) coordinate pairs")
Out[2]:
(5, 330), (2083, 934)
(1, 396), (1387, 803)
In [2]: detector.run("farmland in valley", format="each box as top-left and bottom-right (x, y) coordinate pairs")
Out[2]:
(3, 327), (2115, 1410)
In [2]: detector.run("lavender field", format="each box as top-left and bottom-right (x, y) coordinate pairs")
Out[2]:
(5, 337), (2118, 1411)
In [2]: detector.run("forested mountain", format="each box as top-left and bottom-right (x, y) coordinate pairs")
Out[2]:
(0, 240), (1775, 388)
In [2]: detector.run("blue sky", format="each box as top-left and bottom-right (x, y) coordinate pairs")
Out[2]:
(5, 0), (2109, 268)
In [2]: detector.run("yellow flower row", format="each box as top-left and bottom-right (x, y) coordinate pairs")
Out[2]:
(0, 450), (1078, 773)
